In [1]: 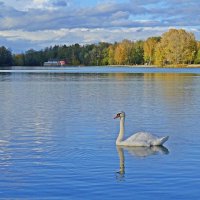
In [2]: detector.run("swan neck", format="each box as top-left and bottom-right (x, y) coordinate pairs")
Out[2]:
(116, 117), (125, 145)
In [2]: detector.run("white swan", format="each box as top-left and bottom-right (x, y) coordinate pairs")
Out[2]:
(114, 111), (169, 147)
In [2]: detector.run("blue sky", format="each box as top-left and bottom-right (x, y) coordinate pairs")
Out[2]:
(0, 0), (200, 52)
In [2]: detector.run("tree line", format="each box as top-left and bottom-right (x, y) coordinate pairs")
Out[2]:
(1, 29), (200, 67)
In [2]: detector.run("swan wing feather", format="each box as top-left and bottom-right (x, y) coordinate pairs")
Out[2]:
(122, 132), (169, 147)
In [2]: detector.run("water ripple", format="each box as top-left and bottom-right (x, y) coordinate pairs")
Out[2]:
(0, 70), (200, 199)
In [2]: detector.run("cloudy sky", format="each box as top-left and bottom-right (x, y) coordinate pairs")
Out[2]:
(0, 0), (200, 52)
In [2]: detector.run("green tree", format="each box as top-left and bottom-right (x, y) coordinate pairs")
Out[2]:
(0, 46), (12, 66)
(13, 54), (25, 66)
(24, 49), (42, 66)
(130, 40), (144, 65)
(108, 45), (116, 65)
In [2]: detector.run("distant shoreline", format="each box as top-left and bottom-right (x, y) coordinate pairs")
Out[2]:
(1, 64), (200, 68)
(107, 64), (200, 68)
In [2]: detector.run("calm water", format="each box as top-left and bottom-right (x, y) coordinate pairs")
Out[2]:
(0, 66), (200, 199)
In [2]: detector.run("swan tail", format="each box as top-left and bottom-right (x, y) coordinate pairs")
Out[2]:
(152, 136), (169, 146)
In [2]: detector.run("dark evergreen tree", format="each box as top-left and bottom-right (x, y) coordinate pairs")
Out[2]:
(0, 46), (12, 66)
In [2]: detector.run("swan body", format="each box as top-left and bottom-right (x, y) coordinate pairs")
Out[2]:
(114, 111), (169, 147)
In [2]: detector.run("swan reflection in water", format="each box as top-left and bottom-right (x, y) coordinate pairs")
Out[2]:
(116, 145), (169, 178)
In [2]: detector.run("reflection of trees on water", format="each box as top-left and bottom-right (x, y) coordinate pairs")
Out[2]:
(143, 73), (195, 106)
(105, 73), (198, 122)
(116, 145), (169, 180)
(109, 73), (198, 112)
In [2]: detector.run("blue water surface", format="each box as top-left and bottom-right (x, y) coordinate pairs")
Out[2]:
(0, 66), (200, 199)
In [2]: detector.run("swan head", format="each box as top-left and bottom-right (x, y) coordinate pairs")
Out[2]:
(114, 111), (125, 119)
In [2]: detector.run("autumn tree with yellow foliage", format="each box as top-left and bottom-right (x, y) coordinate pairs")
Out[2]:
(154, 29), (197, 66)
(114, 40), (133, 65)
(7, 28), (200, 67)
(143, 37), (160, 65)
(108, 40), (144, 65)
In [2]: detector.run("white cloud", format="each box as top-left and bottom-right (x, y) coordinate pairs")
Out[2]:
(0, 27), (172, 52)
(1, 0), (70, 11)
(0, 0), (200, 52)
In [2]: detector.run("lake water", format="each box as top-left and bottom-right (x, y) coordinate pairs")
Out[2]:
(0, 66), (200, 199)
